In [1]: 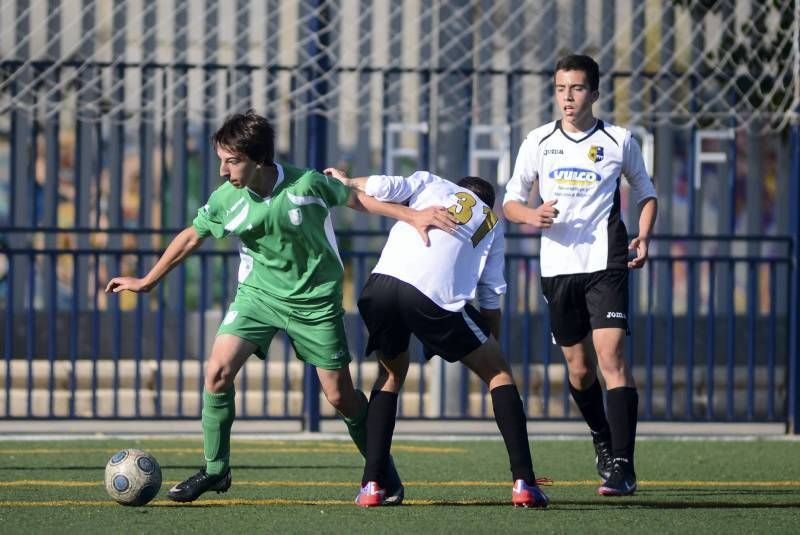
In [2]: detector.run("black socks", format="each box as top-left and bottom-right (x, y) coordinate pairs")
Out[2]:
(361, 390), (399, 485)
(606, 386), (638, 464)
(491, 384), (536, 484)
(569, 379), (610, 439)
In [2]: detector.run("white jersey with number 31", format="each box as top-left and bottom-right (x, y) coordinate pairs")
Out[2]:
(366, 171), (506, 312)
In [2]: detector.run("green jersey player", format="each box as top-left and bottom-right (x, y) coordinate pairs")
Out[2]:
(105, 111), (454, 503)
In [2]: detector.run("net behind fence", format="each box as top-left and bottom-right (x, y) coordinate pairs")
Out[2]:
(1, 0), (798, 134)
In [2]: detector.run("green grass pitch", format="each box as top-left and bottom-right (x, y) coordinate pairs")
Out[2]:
(0, 437), (798, 533)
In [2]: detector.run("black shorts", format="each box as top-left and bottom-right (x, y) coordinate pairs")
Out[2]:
(357, 273), (491, 362)
(540, 269), (630, 347)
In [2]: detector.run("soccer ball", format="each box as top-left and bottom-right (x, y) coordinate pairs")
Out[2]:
(104, 448), (162, 506)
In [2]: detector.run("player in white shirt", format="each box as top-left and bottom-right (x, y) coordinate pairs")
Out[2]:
(503, 55), (658, 497)
(326, 167), (549, 509)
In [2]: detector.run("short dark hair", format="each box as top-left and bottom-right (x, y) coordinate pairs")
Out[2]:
(554, 54), (600, 92)
(457, 176), (495, 208)
(213, 110), (275, 165)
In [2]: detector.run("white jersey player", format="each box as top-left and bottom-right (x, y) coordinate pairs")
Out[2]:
(503, 54), (658, 498)
(325, 167), (549, 509)
(505, 120), (657, 277)
(368, 170), (506, 313)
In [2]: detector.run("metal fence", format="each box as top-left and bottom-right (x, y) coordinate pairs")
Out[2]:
(1, 228), (796, 431)
(1, 0), (799, 432)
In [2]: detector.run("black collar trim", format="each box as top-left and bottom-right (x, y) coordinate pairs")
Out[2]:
(597, 121), (619, 146)
(556, 119), (603, 144)
(537, 122), (560, 145)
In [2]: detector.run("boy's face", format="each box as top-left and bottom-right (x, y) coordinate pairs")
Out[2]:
(217, 145), (259, 189)
(554, 69), (598, 126)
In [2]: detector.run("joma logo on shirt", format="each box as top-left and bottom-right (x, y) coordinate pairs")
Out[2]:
(548, 168), (601, 182)
(543, 149), (564, 156)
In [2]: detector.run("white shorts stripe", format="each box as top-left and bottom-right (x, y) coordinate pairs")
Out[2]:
(461, 309), (488, 345)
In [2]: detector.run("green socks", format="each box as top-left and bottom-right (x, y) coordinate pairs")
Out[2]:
(202, 388), (235, 475)
(202, 387), (368, 472)
(341, 390), (369, 458)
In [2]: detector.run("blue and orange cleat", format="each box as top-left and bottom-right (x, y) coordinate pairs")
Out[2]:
(512, 478), (550, 508)
(592, 431), (614, 482)
(598, 460), (637, 496)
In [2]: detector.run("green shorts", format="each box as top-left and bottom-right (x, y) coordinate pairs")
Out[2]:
(216, 286), (351, 370)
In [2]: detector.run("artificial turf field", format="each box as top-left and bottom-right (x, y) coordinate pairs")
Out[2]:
(0, 438), (798, 534)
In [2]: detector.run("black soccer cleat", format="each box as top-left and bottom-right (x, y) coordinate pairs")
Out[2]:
(597, 459), (637, 496)
(167, 467), (232, 502)
(591, 431), (614, 482)
(383, 455), (404, 506)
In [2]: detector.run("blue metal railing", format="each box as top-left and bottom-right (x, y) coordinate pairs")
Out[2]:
(0, 229), (794, 428)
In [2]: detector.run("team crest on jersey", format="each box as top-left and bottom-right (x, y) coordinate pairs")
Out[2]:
(288, 208), (302, 225)
(588, 145), (604, 162)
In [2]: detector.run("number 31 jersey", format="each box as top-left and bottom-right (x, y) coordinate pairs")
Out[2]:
(366, 171), (506, 312)
(504, 120), (657, 277)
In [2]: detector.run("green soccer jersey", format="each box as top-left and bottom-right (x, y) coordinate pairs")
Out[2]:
(192, 163), (352, 308)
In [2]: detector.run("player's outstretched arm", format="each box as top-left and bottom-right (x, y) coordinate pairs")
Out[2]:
(356, 192), (456, 246)
(105, 226), (205, 294)
(323, 167), (368, 191)
(324, 166), (457, 245)
(503, 199), (559, 229)
(627, 197), (657, 269)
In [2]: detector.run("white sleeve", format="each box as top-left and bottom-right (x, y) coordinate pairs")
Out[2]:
(364, 171), (438, 203)
(502, 134), (539, 206)
(476, 226), (507, 309)
(622, 133), (657, 205)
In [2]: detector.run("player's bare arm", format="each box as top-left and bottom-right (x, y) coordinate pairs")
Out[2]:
(355, 192), (457, 246)
(503, 199), (559, 229)
(323, 167), (368, 191)
(324, 167), (458, 245)
(627, 197), (657, 269)
(105, 226), (205, 293)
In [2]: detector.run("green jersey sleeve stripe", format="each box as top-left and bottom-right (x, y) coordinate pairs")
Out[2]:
(224, 203), (250, 233)
(287, 192), (328, 208)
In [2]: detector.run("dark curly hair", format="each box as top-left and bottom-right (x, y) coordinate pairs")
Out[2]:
(213, 110), (275, 165)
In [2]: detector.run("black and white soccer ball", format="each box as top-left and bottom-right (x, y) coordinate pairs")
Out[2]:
(104, 448), (162, 506)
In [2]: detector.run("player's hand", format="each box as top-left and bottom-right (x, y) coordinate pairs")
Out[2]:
(530, 199), (559, 228)
(627, 235), (649, 269)
(323, 167), (350, 186)
(410, 206), (458, 246)
(105, 276), (153, 294)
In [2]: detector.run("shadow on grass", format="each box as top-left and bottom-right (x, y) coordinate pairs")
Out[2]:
(0, 466), (107, 471)
(0, 464), (359, 471)
(146, 501), (517, 508)
(555, 499), (800, 509)
(639, 488), (800, 496)
(141, 497), (800, 510)
(165, 465), (361, 471)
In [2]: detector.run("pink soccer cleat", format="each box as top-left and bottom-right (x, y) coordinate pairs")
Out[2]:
(355, 481), (386, 507)
(512, 479), (550, 508)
